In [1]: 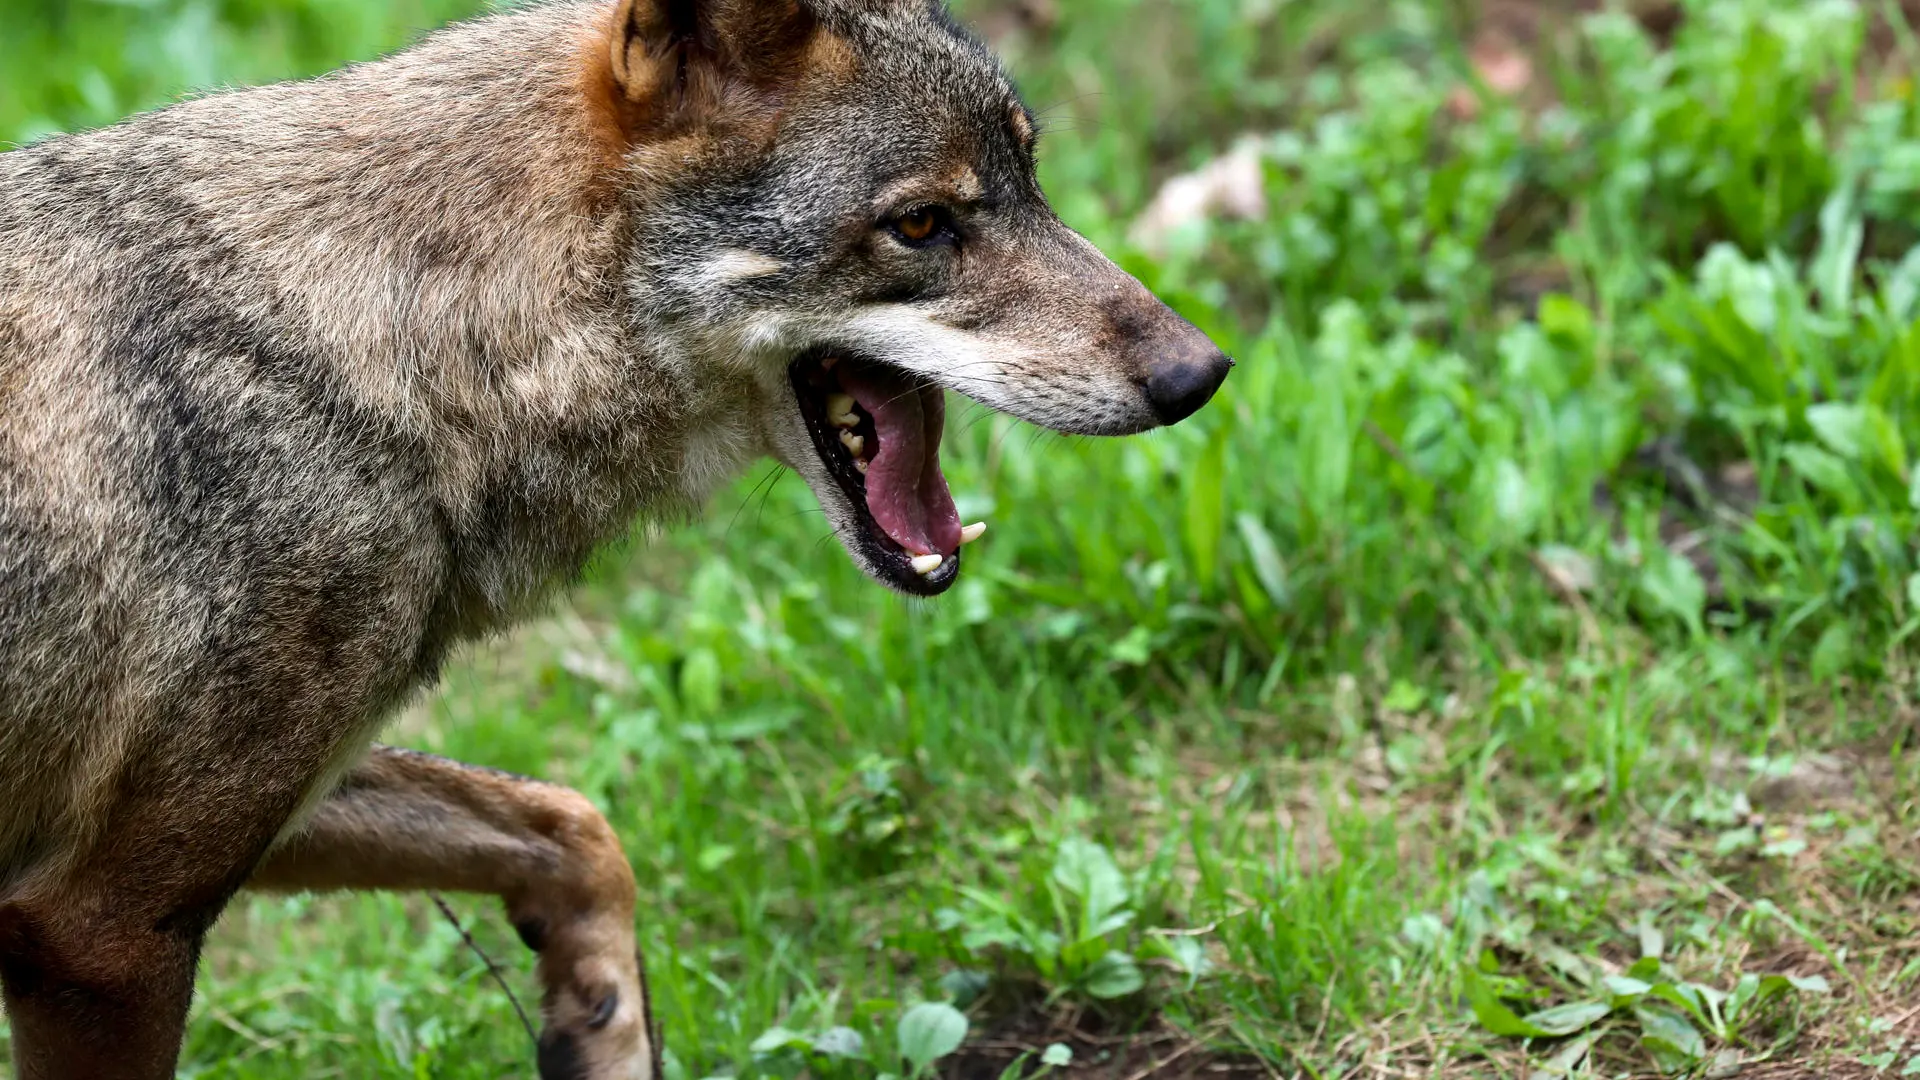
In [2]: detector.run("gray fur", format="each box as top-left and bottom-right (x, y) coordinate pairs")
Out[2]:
(0, 2), (1226, 1076)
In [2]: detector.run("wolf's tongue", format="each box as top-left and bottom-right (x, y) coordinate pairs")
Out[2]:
(836, 365), (962, 558)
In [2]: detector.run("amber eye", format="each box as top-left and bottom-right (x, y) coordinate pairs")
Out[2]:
(890, 206), (951, 246)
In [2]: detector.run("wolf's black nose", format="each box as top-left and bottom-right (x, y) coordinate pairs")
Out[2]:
(1144, 343), (1234, 425)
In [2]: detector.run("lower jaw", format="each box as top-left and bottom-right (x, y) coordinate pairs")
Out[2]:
(849, 529), (962, 596)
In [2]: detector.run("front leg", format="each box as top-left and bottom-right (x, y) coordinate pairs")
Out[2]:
(248, 746), (657, 1080)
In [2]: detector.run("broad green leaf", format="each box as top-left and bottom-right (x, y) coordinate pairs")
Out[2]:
(812, 1027), (867, 1059)
(1162, 935), (1214, 989)
(1637, 916), (1664, 961)
(1782, 442), (1857, 503)
(1868, 405), (1908, 477)
(1811, 190), (1864, 316)
(1726, 973), (1761, 1021)
(1639, 548), (1706, 637)
(1636, 1001), (1705, 1071)
(1532, 942), (1600, 988)
(678, 646), (723, 714)
(1402, 913), (1445, 950)
(1081, 950), (1145, 999)
(959, 923), (1026, 953)
(696, 844), (736, 872)
(1487, 457), (1541, 542)
(1762, 834), (1809, 858)
(1716, 826), (1758, 855)
(1806, 402), (1868, 460)
(1234, 513), (1289, 607)
(897, 1004), (969, 1075)
(1382, 680), (1426, 713)
(1648, 982), (1713, 1030)
(750, 1028), (810, 1055)
(1465, 968), (1550, 1038)
(1696, 243), (1782, 335)
(1108, 625), (1153, 667)
(1051, 839), (1131, 940)
(1519, 1001), (1611, 1036)
(1605, 975), (1653, 1000)
(1538, 294), (1596, 349)
(1886, 244), (1920, 323)
(1810, 623), (1852, 682)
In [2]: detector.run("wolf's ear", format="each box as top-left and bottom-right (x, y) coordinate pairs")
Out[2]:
(605, 0), (818, 134)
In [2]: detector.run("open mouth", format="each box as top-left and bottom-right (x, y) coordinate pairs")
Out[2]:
(790, 352), (987, 596)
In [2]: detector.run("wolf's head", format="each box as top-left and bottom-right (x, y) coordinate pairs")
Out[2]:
(598, 0), (1231, 595)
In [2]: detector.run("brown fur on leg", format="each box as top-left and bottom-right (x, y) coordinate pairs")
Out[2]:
(248, 746), (658, 1080)
(0, 898), (203, 1080)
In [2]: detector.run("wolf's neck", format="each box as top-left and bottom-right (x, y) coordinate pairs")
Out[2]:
(160, 2), (633, 426)
(165, 2), (731, 619)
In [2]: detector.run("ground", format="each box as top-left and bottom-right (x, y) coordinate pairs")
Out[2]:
(5, 0), (1920, 1077)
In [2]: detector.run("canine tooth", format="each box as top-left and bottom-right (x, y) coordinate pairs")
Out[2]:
(911, 554), (944, 576)
(839, 431), (865, 456)
(821, 356), (839, 370)
(826, 393), (858, 427)
(960, 522), (987, 545)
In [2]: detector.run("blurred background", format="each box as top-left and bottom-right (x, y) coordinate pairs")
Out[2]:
(5, 0), (1920, 1077)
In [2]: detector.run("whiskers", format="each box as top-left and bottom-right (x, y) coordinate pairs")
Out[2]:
(725, 464), (789, 539)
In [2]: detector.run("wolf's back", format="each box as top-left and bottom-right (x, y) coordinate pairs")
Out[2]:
(0, 1), (687, 891)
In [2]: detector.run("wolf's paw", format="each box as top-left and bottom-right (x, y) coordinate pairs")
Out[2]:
(532, 958), (656, 1080)
(519, 908), (658, 1080)
(536, 999), (651, 1080)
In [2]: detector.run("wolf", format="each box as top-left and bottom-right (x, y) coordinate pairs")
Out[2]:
(0, 0), (1231, 1076)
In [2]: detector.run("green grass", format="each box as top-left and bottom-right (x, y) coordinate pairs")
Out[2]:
(8, 0), (1920, 1076)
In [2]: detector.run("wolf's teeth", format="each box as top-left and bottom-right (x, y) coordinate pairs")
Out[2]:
(826, 394), (858, 427)
(959, 522), (987, 545)
(839, 431), (865, 456)
(911, 554), (944, 576)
